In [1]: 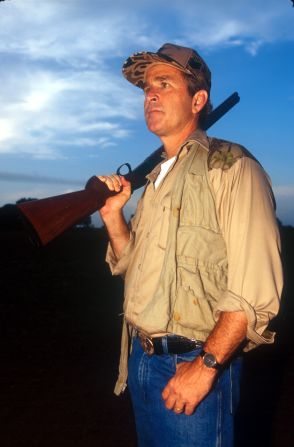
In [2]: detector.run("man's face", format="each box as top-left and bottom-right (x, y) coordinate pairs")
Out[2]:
(143, 64), (196, 138)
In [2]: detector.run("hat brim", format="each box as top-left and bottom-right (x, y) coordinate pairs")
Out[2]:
(122, 51), (193, 88)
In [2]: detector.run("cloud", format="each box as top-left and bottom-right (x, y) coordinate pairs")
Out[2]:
(0, 0), (156, 63)
(0, 171), (83, 186)
(0, 0), (147, 159)
(1, 0), (293, 61)
(0, 63), (140, 158)
(0, 0), (293, 162)
(169, 0), (294, 54)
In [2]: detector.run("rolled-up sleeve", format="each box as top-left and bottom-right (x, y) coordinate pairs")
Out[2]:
(106, 232), (135, 276)
(210, 156), (283, 349)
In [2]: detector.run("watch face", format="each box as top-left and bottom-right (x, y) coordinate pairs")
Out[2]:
(203, 353), (217, 368)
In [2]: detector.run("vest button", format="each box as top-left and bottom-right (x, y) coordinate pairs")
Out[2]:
(173, 311), (181, 321)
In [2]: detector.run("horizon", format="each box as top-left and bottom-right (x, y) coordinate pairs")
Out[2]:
(0, 0), (293, 226)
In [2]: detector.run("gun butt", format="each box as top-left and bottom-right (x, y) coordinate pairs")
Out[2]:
(17, 177), (115, 246)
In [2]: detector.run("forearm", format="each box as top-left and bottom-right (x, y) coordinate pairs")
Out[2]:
(203, 311), (247, 364)
(162, 311), (247, 415)
(97, 174), (132, 259)
(212, 158), (282, 347)
(101, 210), (131, 259)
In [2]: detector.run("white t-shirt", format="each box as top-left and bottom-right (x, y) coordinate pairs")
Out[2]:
(154, 156), (176, 189)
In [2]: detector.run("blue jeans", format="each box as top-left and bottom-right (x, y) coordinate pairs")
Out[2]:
(128, 337), (243, 447)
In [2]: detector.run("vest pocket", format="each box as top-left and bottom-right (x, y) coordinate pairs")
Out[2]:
(174, 260), (216, 331)
(179, 173), (219, 232)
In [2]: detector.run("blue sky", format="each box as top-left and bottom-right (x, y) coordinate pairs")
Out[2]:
(0, 0), (293, 226)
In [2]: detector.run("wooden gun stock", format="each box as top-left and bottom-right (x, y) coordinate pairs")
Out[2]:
(17, 178), (116, 246)
(17, 92), (240, 246)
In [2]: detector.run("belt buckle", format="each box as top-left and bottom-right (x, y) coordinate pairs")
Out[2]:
(139, 333), (154, 355)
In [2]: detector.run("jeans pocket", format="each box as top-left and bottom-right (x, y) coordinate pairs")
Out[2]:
(175, 348), (203, 367)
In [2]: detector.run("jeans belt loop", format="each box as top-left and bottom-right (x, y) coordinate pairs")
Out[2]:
(161, 336), (169, 355)
(138, 332), (155, 355)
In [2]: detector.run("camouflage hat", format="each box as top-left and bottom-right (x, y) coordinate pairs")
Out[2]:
(122, 43), (211, 91)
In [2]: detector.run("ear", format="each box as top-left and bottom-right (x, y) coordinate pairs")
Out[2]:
(192, 90), (208, 115)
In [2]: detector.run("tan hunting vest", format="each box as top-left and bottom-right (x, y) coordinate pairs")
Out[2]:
(115, 138), (231, 394)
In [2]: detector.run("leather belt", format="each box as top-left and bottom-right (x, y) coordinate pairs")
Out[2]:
(137, 332), (204, 356)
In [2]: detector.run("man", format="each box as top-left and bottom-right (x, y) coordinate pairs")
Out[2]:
(98, 43), (283, 446)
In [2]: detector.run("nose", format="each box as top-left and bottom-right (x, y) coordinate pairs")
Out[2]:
(144, 86), (159, 103)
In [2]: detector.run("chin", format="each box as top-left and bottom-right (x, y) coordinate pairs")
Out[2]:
(147, 120), (164, 135)
(148, 126), (163, 136)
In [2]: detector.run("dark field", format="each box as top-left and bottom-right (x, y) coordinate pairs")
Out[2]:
(1, 226), (293, 447)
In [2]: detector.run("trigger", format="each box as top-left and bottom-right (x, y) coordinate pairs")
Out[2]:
(116, 163), (132, 176)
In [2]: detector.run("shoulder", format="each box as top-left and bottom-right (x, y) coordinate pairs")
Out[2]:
(208, 137), (259, 171)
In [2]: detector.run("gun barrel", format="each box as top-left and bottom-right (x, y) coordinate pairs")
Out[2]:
(203, 92), (240, 130)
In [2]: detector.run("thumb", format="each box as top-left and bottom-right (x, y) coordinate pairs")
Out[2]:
(120, 176), (132, 189)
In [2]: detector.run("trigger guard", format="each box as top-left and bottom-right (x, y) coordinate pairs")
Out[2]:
(116, 163), (132, 176)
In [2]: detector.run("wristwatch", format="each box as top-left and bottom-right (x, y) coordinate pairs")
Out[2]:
(200, 349), (222, 370)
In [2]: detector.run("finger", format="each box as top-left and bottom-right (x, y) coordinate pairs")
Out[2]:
(174, 406), (184, 414)
(184, 403), (196, 416)
(103, 177), (115, 191)
(97, 175), (120, 192)
(119, 175), (131, 189)
(97, 174), (121, 183)
(109, 174), (122, 192)
(162, 386), (169, 401)
(163, 394), (177, 411)
(173, 400), (185, 414)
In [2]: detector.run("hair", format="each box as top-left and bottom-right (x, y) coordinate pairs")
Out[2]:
(182, 72), (212, 129)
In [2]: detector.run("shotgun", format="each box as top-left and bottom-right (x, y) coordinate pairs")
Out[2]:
(17, 92), (240, 246)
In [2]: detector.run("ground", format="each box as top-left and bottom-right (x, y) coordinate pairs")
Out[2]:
(0, 227), (293, 447)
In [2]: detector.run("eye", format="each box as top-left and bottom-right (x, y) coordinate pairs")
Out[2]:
(161, 81), (170, 89)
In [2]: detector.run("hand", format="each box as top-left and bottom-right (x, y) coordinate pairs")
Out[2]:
(161, 357), (217, 416)
(97, 174), (131, 217)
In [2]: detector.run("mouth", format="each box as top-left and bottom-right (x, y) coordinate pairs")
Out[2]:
(145, 108), (163, 115)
